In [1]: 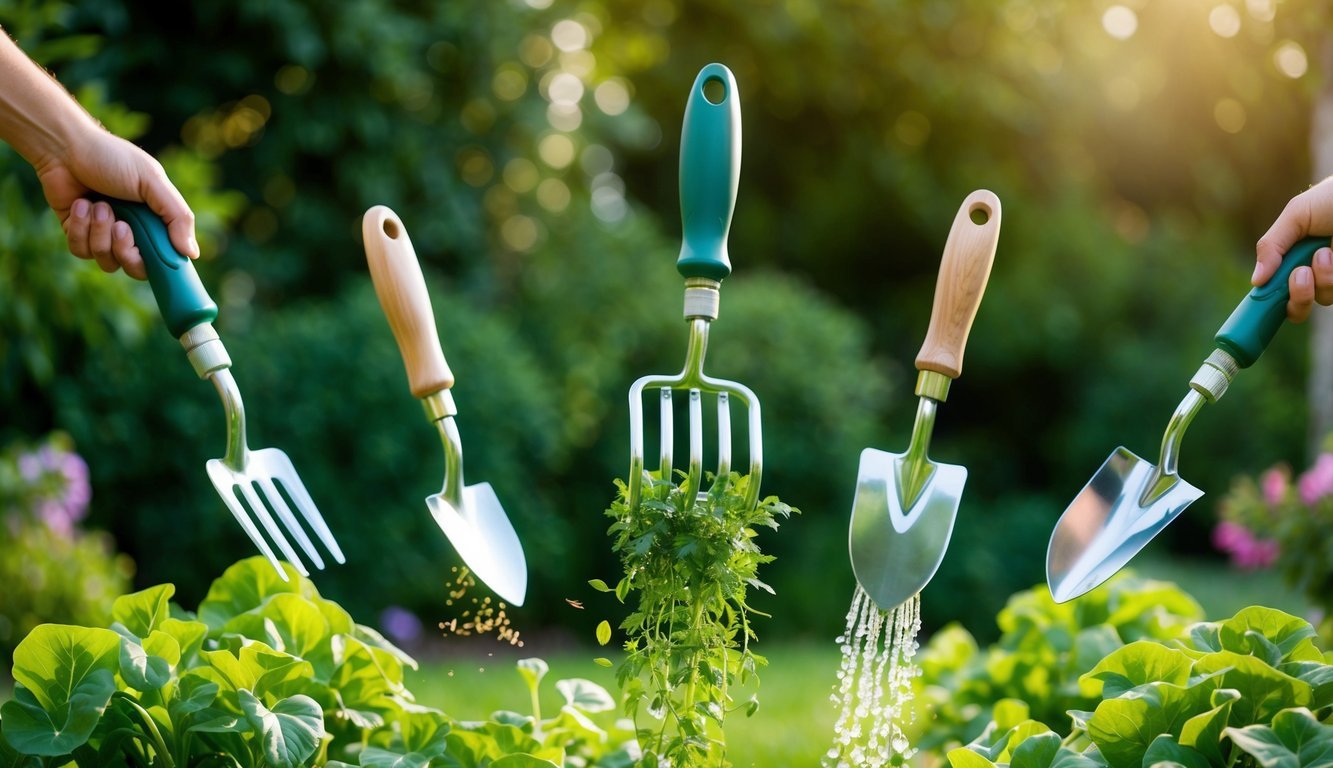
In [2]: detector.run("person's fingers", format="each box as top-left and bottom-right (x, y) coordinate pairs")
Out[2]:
(89, 201), (114, 262)
(1288, 266), (1315, 323)
(139, 166), (198, 259)
(112, 220), (146, 280)
(64, 197), (93, 260)
(1313, 247), (1333, 307)
(1255, 193), (1312, 285)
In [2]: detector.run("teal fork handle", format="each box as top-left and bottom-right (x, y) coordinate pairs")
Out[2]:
(676, 63), (740, 282)
(92, 196), (218, 338)
(1215, 236), (1326, 367)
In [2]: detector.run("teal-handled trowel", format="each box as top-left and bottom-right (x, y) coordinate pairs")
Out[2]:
(849, 190), (1002, 611)
(1047, 236), (1328, 603)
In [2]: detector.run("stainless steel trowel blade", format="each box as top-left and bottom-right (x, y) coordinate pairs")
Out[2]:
(1046, 446), (1202, 604)
(848, 447), (966, 611)
(427, 482), (528, 607)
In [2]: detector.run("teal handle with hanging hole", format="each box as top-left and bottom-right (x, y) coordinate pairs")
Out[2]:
(92, 196), (217, 338)
(1215, 236), (1326, 367)
(676, 63), (740, 282)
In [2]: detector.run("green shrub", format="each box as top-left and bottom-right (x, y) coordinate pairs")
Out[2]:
(0, 433), (133, 671)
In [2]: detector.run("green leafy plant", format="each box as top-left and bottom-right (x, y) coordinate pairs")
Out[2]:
(915, 573), (1205, 753)
(943, 604), (1333, 768)
(1216, 438), (1333, 640)
(597, 471), (796, 768)
(0, 557), (635, 767)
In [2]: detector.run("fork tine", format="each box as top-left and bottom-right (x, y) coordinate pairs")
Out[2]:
(218, 482), (289, 581)
(237, 480), (309, 576)
(659, 387), (674, 479)
(716, 391), (731, 479)
(257, 476), (325, 570)
(275, 472), (346, 564)
(687, 388), (703, 494)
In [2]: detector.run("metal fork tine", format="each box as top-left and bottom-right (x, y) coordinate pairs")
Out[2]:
(218, 483), (288, 581)
(237, 480), (308, 576)
(688, 388), (703, 494)
(273, 471), (346, 564)
(659, 387), (674, 479)
(257, 476), (325, 570)
(716, 391), (731, 479)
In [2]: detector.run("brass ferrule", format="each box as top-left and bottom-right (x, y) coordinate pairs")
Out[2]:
(421, 390), (458, 422)
(1189, 349), (1239, 403)
(914, 369), (952, 403)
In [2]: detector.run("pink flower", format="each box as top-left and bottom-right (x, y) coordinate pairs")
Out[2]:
(1298, 453), (1333, 506)
(1261, 467), (1288, 506)
(1212, 521), (1279, 570)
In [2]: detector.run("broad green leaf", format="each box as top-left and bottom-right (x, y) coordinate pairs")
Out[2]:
(1218, 607), (1321, 663)
(2, 624), (121, 755)
(349, 623), (418, 671)
(1192, 651), (1312, 726)
(542, 706), (606, 748)
(1187, 623), (1222, 654)
(1225, 707), (1333, 768)
(517, 658), (549, 696)
(1049, 747), (1110, 768)
(396, 708), (451, 755)
(239, 689), (323, 768)
(171, 674), (220, 717)
(596, 620), (612, 646)
(187, 708), (248, 734)
(1009, 730), (1061, 768)
(111, 584), (175, 638)
(220, 593), (332, 675)
(1141, 734), (1210, 768)
(118, 636), (172, 692)
(198, 557), (316, 632)
(593, 657), (613, 668)
(1073, 625), (1124, 695)
(994, 699), (1031, 731)
(351, 746), (433, 767)
(588, 579), (612, 592)
(327, 635), (406, 712)
(447, 723), (551, 766)
(555, 678), (615, 713)
(0, 681), (113, 757)
(947, 746), (999, 767)
(1178, 691), (1235, 763)
(1281, 662), (1333, 709)
(996, 721), (1054, 763)
(143, 629), (182, 667)
(490, 756), (562, 768)
(1081, 641), (1193, 698)
(158, 618), (208, 667)
(200, 641), (314, 700)
(1087, 680), (1218, 768)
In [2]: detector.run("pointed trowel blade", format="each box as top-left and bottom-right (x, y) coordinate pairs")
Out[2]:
(427, 482), (528, 607)
(849, 447), (966, 611)
(1046, 446), (1202, 603)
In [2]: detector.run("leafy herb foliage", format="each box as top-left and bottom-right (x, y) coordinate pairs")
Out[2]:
(599, 472), (796, 767)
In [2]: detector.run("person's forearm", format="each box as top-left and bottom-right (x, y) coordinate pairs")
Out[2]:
(0, 29), (100, 168)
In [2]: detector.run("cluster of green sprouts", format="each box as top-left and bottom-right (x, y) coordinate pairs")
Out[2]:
(597, 471), (796, 768)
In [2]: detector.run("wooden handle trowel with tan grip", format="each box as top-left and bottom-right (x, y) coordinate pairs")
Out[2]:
(362, 205), (528, 607)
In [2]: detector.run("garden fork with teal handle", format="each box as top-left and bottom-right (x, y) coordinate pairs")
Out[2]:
(98, 197), (345, 581)
(627, 63), (763, 512)
(1047, 235), (1328, 603)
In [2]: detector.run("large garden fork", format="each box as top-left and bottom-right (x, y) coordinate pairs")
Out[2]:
(627, 63), (762, 512)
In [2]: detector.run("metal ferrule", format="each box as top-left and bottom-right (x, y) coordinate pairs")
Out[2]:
(1189, 349), (1239, 403)
(421, 390), (458, 422)
(914, 370), (952, 403)
(683, 278), (721, 320)
(180, 323), (232, 379)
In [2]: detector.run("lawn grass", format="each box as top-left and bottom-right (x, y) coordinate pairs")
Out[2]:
(404, 639), (841, 767)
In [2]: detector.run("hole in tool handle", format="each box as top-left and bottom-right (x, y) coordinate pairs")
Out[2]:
(969, 204), (991, 225)
(383, 218), (400, 239)
(702, 75), (727, 105)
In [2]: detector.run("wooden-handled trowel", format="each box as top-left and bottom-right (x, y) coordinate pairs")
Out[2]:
(363, 206), (528, 607)
(849, 190), (1002, 611)
(1047, 236), (1328, 603)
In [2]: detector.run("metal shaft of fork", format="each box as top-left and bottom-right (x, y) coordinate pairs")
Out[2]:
(181, 323), (249, 471)
(424, 390), (466, 511)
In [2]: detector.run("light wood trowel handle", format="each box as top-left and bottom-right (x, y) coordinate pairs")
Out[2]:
(916, 189), (1002, 380)
(362, 205), (455, 398)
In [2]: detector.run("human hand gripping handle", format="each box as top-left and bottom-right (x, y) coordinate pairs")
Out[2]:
(1217, 236), (1327, 367)
(92, 196), (217, 338)
(676, 63), (740, 282)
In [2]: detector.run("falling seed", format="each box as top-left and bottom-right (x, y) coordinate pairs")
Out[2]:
(566, 599), (585, 609)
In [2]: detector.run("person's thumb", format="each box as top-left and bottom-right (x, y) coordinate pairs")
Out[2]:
(140, 170), (199, 259)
